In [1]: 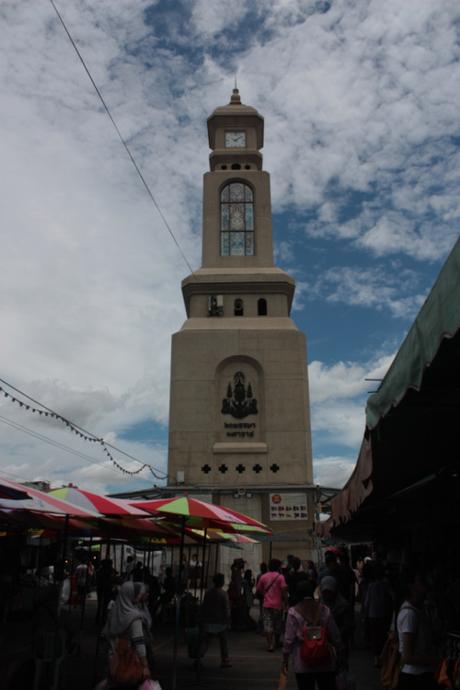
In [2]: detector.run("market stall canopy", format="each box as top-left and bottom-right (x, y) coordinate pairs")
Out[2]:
(0, 480), (30, 501)
(0, 477), (100, 518)
(2, 509), (98, 535)
(49, 486), (150, 516)
(130, 496), (272, 534)
(49, 487), (194, 540)
(318, 237), (460, 539)
(366, 236), (460, 430)
(187, 527), (259, 545)
(0, 481), (208, 540)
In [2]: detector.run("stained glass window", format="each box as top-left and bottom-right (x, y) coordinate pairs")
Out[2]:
(220, 182), (255, 256)
(221, 233), (230, 256)
(230, 183), (245, 202)
(245, 186), (253, 202)
(221, 205), (230, 231)
(245, 233), (254, 255)
(245, 205), (254, 230)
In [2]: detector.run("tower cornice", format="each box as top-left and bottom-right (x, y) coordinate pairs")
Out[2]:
(181, 267), (296, 316)
(207, 96), (264, 150)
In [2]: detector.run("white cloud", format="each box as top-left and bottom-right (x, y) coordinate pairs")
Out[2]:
(0, 0), (458, 492)
(312, 399), (366, 449)
(241, 0), (460, 260)
(190, 1), (252, 38)
(305, 265), (426, 318)
(308, 354), (393, 404)
(313, 456), (355, 489)
(308, 353), (393, 453)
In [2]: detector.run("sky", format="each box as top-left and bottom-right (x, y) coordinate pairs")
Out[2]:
(0, 0), (459, 495)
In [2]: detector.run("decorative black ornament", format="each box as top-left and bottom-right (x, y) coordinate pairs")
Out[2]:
(221, 371), (258, 419)
(270, 463), (280, 473)
(201, 464), (212, 474)
(253, 464), (262, 473)
(235, 463), (246, 474)
(218, 464), (228, 474)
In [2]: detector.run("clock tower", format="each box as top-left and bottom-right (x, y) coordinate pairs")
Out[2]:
(168, 89), (315, 567)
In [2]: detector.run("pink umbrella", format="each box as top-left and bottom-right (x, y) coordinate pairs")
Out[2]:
(49, 486), (149, 516)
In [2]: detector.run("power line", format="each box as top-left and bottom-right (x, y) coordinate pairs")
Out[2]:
(0, 413), (134, 478)
(48, 0), (196, 277)
(0, 376), (168, 480)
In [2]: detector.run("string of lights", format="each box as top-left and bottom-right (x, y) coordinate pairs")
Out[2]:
(0, 378), (168, 480)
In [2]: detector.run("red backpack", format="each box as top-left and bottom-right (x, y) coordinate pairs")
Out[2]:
(299, 604), (332, 667)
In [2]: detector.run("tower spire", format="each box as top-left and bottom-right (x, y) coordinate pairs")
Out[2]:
(230, 83), (241, 104)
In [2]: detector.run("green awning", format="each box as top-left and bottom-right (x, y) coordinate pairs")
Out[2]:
(366, 236), (460, 429)
(317, 235), (460, 539)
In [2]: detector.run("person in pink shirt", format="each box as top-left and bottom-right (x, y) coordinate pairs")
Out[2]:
(256, 558), (288, 651)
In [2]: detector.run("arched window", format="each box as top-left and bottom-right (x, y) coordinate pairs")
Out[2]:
(234, 298), (244, 316)
(220, 182), (254, 256)
(257, 298), (267, 316)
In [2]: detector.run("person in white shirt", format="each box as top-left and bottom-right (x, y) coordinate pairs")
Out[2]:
(396, 571), (439, 690)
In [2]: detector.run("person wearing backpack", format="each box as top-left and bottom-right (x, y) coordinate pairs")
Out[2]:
(282, 580), (341, 689)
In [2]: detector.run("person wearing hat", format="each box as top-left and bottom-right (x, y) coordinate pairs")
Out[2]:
(320, 577), (354, 668)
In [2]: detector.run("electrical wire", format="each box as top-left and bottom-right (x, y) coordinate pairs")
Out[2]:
(48, 0), (196, 277)
(0, 378), (312, 491)
(0, 376), (168, 480)
(0, 413), (136, 478)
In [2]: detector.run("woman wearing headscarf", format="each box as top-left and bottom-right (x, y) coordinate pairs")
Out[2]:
(103, 580), (153, 685)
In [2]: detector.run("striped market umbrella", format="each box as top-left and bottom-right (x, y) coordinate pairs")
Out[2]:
(188, 527), (259, 545)
(130, 496), (271, 533)
(0, 477), (99, 518)
(49, 486), (181, 540)
(0, 480), (30, 501)
(129, 495), (271, 690)
(49, 486), (149, 517)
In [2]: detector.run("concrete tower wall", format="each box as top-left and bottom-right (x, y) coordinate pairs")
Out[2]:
(167, 90), (316, 563)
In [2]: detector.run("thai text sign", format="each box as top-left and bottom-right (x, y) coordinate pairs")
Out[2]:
(269, 493), (308, 521)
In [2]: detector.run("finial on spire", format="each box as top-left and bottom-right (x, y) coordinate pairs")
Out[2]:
(230, 82), (241, 105)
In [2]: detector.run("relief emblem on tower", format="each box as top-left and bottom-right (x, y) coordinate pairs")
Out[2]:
(221, 371), (258, 419)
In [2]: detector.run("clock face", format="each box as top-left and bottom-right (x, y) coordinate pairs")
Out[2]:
(225, 131), (246, 148)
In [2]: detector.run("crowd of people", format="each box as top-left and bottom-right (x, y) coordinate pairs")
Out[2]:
(5, 544), (450, 689)
(195, 550), (446, 690)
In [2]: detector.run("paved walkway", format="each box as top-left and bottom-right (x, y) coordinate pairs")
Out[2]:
(4, 597), (382, 689)
(150, 627), (382, 690)
(87, 605), (381, 690)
